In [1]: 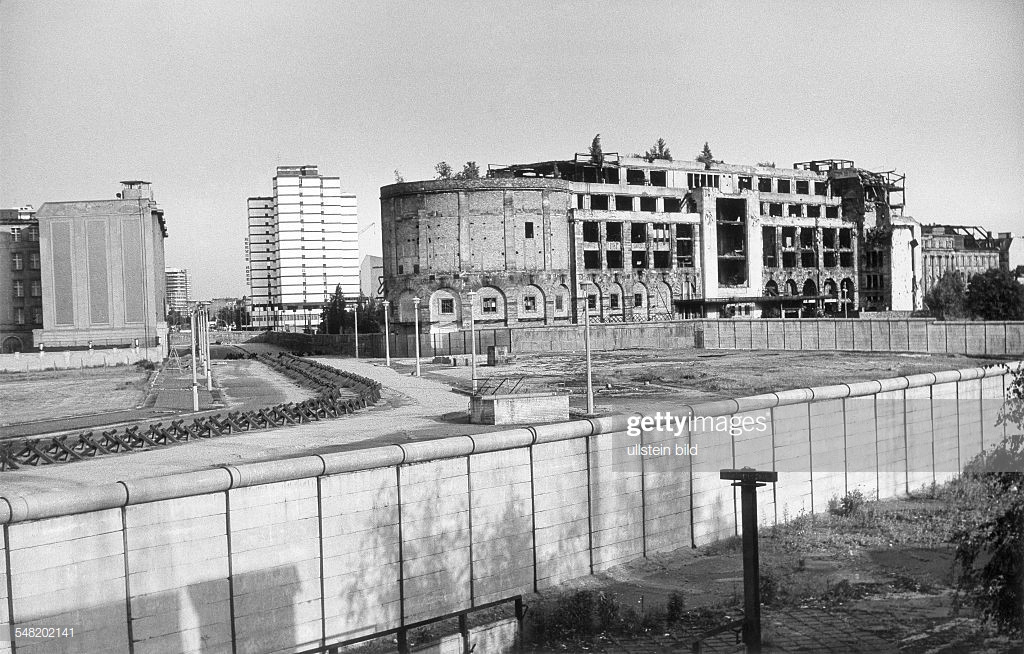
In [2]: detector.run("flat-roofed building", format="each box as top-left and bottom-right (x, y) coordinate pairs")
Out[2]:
(0, 206), (42, 352)
(165, 267), (192, 313)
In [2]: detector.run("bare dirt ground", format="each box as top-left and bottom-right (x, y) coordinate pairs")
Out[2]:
(426, 349), (1014, 414)
(0, 366), (151, 427)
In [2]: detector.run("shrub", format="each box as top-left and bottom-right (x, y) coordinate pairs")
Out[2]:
(828, 489), (867, 517)
(133, 359), (156, 371)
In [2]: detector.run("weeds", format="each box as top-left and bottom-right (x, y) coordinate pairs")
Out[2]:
(828, 489), (867, 516)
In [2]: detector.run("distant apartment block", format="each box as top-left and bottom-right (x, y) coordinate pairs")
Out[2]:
(0, 206), (42, 352)
(246, 165), (359, 331)
(165, 267), (192, 313)
(34, 181), (168, 350)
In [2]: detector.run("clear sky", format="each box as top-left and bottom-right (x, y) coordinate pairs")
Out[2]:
(2, 0), (1022, 298)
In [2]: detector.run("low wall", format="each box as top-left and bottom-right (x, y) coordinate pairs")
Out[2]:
(698, 319), (1024, 356)
(470, 392), (569, 425)
(0, 346), (164, 373)
(0, 362), (1016, 653)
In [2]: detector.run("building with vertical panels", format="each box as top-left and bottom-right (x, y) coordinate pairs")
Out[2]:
(164, 267), (192, 314)
(0, 206), (43, 352)
(33, 181), (168, 350)
(246, 165), (359, 331)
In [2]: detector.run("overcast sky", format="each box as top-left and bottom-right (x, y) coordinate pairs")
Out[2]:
(2, 1), (1022, 298)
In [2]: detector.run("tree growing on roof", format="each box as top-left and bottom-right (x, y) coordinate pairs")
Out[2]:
(588, 134), (604, 166)
(434, 161), (453, 180)
(696, 142), (719, 169)
(639, 138), (672, 162)
(454, 161), (481, 180)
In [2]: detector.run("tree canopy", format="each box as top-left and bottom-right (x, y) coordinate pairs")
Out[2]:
(966, 269), (1024, 320)
(588, 133), (604, 165)
(696, 142), (718, 168)
(924, 270), (969, 320)
(454, 161), (480, 180)
(434, 161), (453, 180)
(638, 138), (672, 162)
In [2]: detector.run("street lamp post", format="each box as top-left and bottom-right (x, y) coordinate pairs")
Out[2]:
(352, 299), (360, 360)
(190, 308), (199, 412)
(841, 287), (848, 319)
(203, 305), (212, 392)
(412, 296), (421, 377)
(467, 290), (478, 394)
(581, 283), (595, 415)
(382, 300), (391, 367)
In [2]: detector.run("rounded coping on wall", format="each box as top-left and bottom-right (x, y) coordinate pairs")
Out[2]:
(843, 380), (884, 397)
(771, 388), (816, 405)
(588, 414), (629, 435)
(903, 372), (939, 389)
(398, 436), (476, 464)
(733, 394), (782, 413)
(319, 445), (406, 475)
(808, 385), (852, 401)
(469, 428), (535, 454)
(0, 484), (128, 524)
(955, 367), (986, 382)
(533, 419), (596, 444)
(931, 369), (965, 385)
(222, 456), (326, 489)
(122, 468), (233, 505)
(875, 376), (912, 393)
(684, 399), (741, 418)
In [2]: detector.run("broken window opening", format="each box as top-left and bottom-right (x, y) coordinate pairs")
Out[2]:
(839, 228), (852, 248)
(652, 223), (670, 241)
(606, 251), (623, 269)
(640, 196), (657, 212)
(758, 177), (773, 192)
(525, 222), (534, 239)
(825, 205), (839, 218)
(576, 194), (584, 209)
(653, 251), (671, 268)
(763, 227), (777, 267)
(583, 250), (601, 269)
(823, 228), (836, 249)
(718, 259), (747, 287)
(777, 179), (791, 194)
(523, 296), (537, 312)
(583, 221), (600, 242)
(799, 229), (814, 248)
(738, 176), (753, 191)
(824, 251), (838, 267)
(591, 195), (609, 211)
(605, 168), (620, 184)
(627, 169), (646, 186)
(840, 252), (854, 267)
(769, 203), (783, 217)
(631, 223), (647, 243)
(615, 195), (633, 211)
(814, 181), (828, 196)
(795, 180), (809, 195)
(717, 197), (746, 222)
(676, 224), (694, 267)
(582, 167), (598, 183)
(782, 252), (797, 268)
(649, 170), (666, 187)
(632, 251), (648, 269)
(606, 222), (622, 242)
(483, 297), (498, 313)
(801, 251), (816, 268)
(807, 204), (821, 218)
(788, 204), (801, 217)
(664, 197), (682, 213)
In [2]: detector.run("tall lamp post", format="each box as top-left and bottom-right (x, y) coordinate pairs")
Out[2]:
(467, 290), (478, 394)
(190, 307), (199, 412)
(581, 282), (595, 415)
(412, 296), (421, 377)
(351, 299), (360, 360)
(382, 300), (391, 367)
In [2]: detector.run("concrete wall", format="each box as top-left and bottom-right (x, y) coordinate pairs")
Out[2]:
(697, 319), (1024, 356)
(0, 362), (1015, 653)
(0, 346), (164, 372)
(469, 393), (569, 425)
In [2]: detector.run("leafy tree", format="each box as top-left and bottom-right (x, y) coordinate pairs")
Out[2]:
(454, 161), (481, 180)
(696, 142), (718, 168)
(320, 286), (348, 334)
(394, 170), (405, 183)
(434, 161), (453, 180)
(924, 270), (968, 320)
(951, 365), (1024, 636)
(588, 133), (604, 166)
(757, 161), (776, 168)
(639, 138), (672, 162)
(165, 308), (187, 328)
(966, 268), (1024, 320)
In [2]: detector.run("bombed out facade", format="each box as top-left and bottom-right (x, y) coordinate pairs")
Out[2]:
(380, 153), (918, 331)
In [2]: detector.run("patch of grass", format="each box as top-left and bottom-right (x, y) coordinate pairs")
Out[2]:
(524, 589), (681, 648)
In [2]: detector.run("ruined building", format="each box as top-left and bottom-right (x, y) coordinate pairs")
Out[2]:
(920, 226), (1015, 292)
(380, 152), (920, 331)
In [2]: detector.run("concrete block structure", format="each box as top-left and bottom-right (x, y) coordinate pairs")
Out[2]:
(33, 182), (168, 351)
(0, 206), (42, 352)
(246, 165), (359, 332)
(380, 152), (929, 331)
